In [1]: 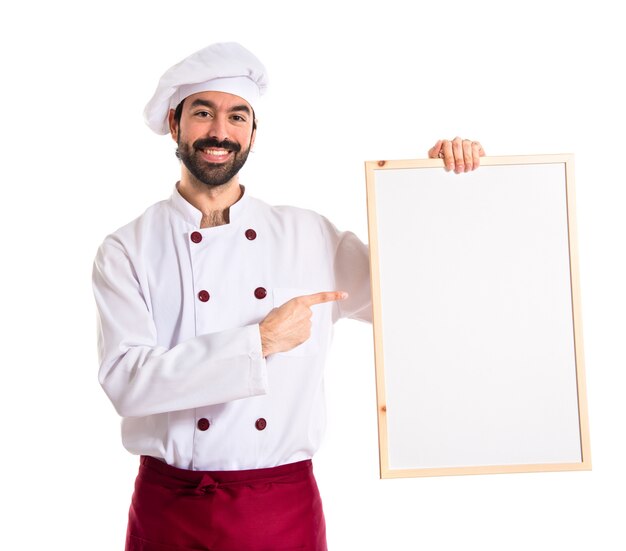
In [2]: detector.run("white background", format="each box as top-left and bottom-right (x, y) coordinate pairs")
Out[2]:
(1, 1), (624, 549)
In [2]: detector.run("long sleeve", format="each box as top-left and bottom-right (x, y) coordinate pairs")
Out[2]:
(93, 239), (268, 418)
(320, 217), (372, 323)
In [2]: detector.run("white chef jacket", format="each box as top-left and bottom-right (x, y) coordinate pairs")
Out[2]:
(93, 185), (371, 471)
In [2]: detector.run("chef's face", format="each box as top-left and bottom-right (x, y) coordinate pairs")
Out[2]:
(169, 91), (256, 187)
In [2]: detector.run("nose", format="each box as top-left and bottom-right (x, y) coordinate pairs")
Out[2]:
(207, 114), (229, 142)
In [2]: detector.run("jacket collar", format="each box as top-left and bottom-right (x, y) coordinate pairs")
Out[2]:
(170, 182), (249, 228)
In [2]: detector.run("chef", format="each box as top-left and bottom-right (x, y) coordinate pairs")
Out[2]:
(92, 42), (484, 551)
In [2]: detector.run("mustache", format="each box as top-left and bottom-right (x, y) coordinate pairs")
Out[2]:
(193, 137), (241, 153)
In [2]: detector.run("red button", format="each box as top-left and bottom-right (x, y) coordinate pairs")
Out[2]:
(197, 418), (210, 431)
(198, 290), (210, 302)
(190, 231), (203, 243)
(254, 287), (267, 299)
(255, 418), (267, 431)
(245, 229), (257, 240)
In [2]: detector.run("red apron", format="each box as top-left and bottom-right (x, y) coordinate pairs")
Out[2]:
(126, 456), (327, 551)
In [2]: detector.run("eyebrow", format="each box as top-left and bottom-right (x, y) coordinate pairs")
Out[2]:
(189, 98), (251, 115)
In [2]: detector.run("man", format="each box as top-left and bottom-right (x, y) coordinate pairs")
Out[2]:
(93, 42), (484, 550)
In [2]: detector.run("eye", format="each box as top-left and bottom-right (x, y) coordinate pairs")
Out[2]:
(231, 114), (246, 123)
(194, 110), (212, 118)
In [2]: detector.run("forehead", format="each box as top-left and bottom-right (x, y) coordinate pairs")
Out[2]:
(183, 90), (252, 113)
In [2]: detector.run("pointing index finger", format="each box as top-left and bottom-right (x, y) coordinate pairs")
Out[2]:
(300, 291), (349, 307)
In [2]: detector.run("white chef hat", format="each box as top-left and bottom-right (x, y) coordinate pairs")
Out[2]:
(143, 42), (268, 135)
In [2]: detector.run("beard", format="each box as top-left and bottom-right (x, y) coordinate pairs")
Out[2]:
(176, 136), (251, 187)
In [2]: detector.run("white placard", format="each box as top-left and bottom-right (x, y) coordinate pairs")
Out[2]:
(366, 155), (591, 478)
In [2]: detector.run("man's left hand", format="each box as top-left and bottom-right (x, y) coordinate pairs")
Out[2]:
(428, 137), (485, 173)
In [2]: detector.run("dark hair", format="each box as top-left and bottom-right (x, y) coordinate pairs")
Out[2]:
(173, 99), (257, 132)
(173, 100), (185, 127)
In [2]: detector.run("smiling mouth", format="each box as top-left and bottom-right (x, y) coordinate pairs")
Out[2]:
(200, 148), (233, 162)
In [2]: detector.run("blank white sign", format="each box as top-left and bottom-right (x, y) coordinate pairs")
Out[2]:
(365, 155), (591, 478)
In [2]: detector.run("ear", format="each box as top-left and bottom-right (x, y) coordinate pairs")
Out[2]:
(168, 109), (179, 142)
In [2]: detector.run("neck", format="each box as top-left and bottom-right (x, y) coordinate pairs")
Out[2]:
(177, 171), (243, 228)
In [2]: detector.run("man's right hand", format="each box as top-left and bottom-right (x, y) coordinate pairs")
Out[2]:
(259, 291), (348, 357)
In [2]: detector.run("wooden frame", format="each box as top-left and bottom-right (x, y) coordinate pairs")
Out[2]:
(365, 155), (591, 478)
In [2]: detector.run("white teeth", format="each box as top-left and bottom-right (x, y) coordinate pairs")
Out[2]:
(204, 149), (229, 156)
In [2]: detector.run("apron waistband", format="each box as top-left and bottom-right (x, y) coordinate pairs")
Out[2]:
(139, 456), (313, 495)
